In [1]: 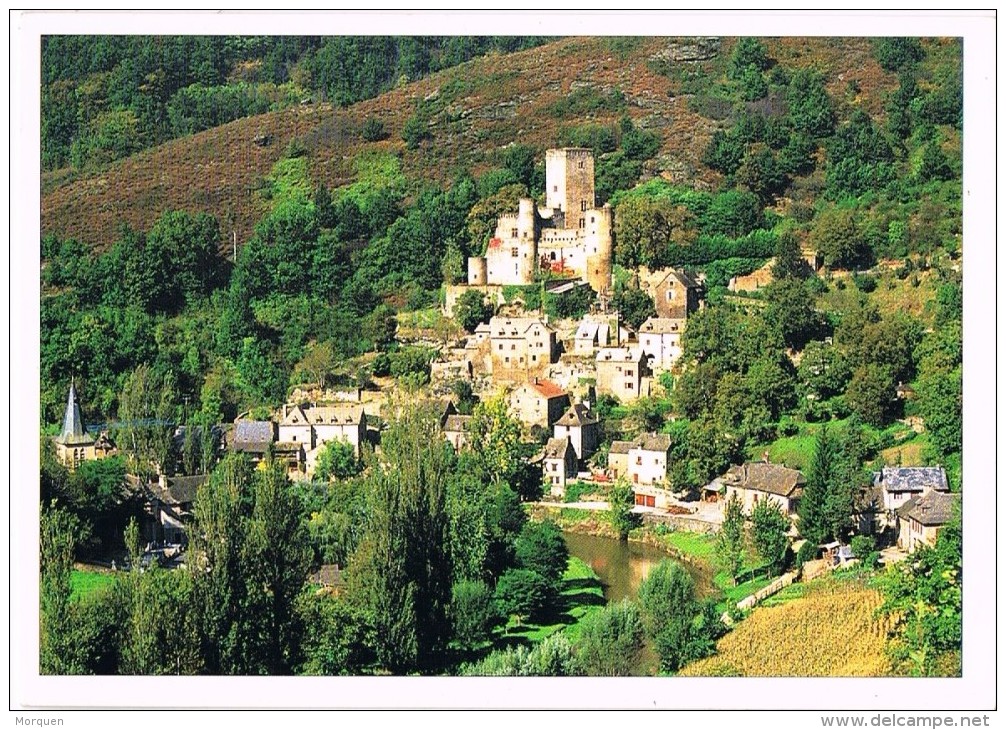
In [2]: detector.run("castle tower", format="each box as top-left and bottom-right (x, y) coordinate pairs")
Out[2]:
(545, 148), (595, 224)
(585, 203), (614, 295)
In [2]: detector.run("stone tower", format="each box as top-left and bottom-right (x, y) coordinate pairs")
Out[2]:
(54, 381), (96, 470)
(545, 148), (595, 223)
(585, 203), (614, 295)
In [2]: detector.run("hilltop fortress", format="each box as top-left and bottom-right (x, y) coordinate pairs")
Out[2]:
(446, 148), (613, 315)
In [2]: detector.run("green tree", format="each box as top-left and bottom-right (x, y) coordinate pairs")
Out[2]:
(809, 208), (871, 270)
(845, 363), (897, 428)
(798, 340), (852, 401)
(611, 287), (656, 331)
(315, 439), (360, 481)
(764, 277), (823, 350)
(295, 593), (373, 675)
(450, 580), (502, 651)
(573, 599), (645, 676)
(614, 196), (695, 269)
(751, 499), (790, 576)
(40, 503), (84, 674)
(771, 230), (808, 281)
(880, 510), (961, 676)
(514, 520), (569, 588)
(717, 491), (746, 585)
(361, 117), (388, 142)
(453, 289), (494, 333)
(608, 478), (637, 541)
(117, 364), (178, 477)
(637, 560), (705, 673)
(347, 402), (454, 673)
(494, 568), (551, 626)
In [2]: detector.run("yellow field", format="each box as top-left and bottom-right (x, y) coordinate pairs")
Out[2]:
(679, 577), (894, 677)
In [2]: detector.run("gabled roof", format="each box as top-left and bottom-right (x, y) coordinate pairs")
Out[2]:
(526, 378), (567, 400)
(489, 316), (553, 338)
(56, 382), (95, 446)
(898, 490), (959, 526)
(543, 437), (575, 460)
(639, 267), (701, 291)
(639, 317), (686, 335)
(303, 405), (366, 426)
(281, 405), (310, 426)
(609, 440), (636, 455)
(725, 462), (806, 497)
(634, 433), (672, 453)
(555, 403), (599, 428)
(234, 419), (275, 446)
(874, 466), (949, 493)
(159, 475), (207, 505)
(595, 347), (644, 363)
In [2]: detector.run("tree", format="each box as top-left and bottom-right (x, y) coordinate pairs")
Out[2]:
(798, 340), (852, 401)
(880, 510), (961, 676)
(809, 208), (871, 270)
(295, 593), (373, 675)
(453, 289), (494, 333)
(40, 503), (84, 674)
(573, 599), (645, 676)
(361, 117), (388, 142)
(494, 568), (551, 626)
(608, 478), (637, 540)
(450, 580), (502, 651)
(845, 363), (897, 427)
(611, 287), (656, 331)
(116, 364), (178, 477)
(315, 439), (360, 481)
(771, 230), (808, 281)
(514, 520), (569, 588)
(751, 499), (790, 576)
(717, 491), (746, 585)
(347, 402), (454, 673)
(637, 560), (705, 673)
(764, 277), (823, 351)
(614, 196), (695, 269)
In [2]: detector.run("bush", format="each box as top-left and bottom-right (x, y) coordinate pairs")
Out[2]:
(361, 117), (388, 142)
(850, 534), (875, 560)
(852, 273), (877, 293)
(795, 540), (818, 568)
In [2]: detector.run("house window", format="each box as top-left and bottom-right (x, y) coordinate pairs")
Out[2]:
(505, 357), (510, 363)
(532, 355), (537, 362)
(581, 200), (587, 211)
(511, 228), (518, 239)
(551, 463), (557, 472)
(579, 218), (585, 228)
(511, 344), (516, 350)
(590, 216), (595, 223)
(498, 344), (503, 351)
(550, 251), (556, 261)
(553, 185), (558, 192)
(578, 161), (584, 169)
(625, 382), (634, 390)
(626, 369), (634, 377)
(511, 247), (519, 257)
(636, 456), (642, 465)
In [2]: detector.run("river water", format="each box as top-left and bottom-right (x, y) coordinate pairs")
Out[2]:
(563, 531), (714, 603)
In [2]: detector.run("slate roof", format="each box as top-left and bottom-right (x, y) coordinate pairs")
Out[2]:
(725, 462), (806, 497)
(555, 403), (598, 427)
(898, 490), (959, 526)
(490, 316), (553, 338)
(160, 475), (207, 505)
(608, 440), (635, 455)
(543, 437), (574, 460)
(596, 347), (644, 363)
(56, 382), (95, 446)
(636, 433), (672, 453)
(234, 419), (275, 446)
(303, 405), (366, 426)
(874, 466), (949, 493)
(639, 317), (686, 335)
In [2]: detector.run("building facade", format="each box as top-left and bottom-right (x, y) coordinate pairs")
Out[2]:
(595, 347), (647, 402)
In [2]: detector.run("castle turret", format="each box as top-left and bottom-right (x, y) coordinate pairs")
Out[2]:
(585, 203), (613, 295)
(467, 256), (487, 285)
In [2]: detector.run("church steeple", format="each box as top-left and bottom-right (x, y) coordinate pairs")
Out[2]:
(57, 380), (94, 446)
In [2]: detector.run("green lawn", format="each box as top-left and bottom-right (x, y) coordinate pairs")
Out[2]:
(70, 569), (117, 601)
(714, 573), (775, 608)
(662, 530), (718, 561)
(498, 556), (605, 646)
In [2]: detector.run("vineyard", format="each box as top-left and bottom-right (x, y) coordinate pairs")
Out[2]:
(678, 576), (895, 677)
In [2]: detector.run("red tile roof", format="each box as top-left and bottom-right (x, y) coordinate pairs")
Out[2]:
(530, 378), (567, 399)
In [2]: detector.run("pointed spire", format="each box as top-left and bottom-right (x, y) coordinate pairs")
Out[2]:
(57, 380), (93, 445)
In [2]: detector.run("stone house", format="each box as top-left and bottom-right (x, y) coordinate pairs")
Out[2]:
(508, 378), (569, 430)
(637, 267), (702, 319)
(874, 466), (949, 516)
(134, 473), (207, 546)
(552, 403), (600, 462)
(230, 419), (277, 465)
(278, 404), (366, 458)
(628, 433), (674, 508)
(721, 462), (806, 516)
(595, 347), (647, 402)
(489, 315), (558, 383)
(896, 490), (960, 552)
(443, 414), (473, 453)
(607, 440), (634, 481)
(542, 436), (578, 498)
(638, 317), (686, 372)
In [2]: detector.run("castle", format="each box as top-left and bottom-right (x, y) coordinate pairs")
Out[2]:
(465, 147), (614, 294)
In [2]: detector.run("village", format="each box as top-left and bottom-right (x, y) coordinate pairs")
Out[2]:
(51, 147), (958, 577)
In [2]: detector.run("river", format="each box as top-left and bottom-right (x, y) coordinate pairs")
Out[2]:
(563, 531), (714, 603)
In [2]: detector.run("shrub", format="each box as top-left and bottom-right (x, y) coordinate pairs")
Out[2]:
(361, 117), (388, 142)
(795, 540), (818, 568)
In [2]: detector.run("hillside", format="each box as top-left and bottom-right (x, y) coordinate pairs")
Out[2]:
(41, 35), (896, 250)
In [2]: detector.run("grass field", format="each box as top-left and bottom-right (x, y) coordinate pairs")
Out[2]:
(678, 575), (893, 677)
(70, 569), (117, 601)
(498, 556), (605, 646)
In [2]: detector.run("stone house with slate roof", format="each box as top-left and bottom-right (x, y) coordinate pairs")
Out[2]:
(443, 414), (473, 452)
(637, 267), (703, 320)
(552, 402), (600, 462)
(230, 419), (277, 466)
(722, 462), (806, 516)
(607, 440), (634, 481)
(638, 317), (687, 372)
(278, 404), (366, 458)
(874, 466), (949, 515)
(542, 437), (578, 497)
(897, 490), (960, 552)
(595, 347), (647, 402)
(489, 315), (558, 383)
(144, 473), (207, 545)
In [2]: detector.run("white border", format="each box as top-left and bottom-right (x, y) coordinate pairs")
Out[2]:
(10, 9), (998, 716)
